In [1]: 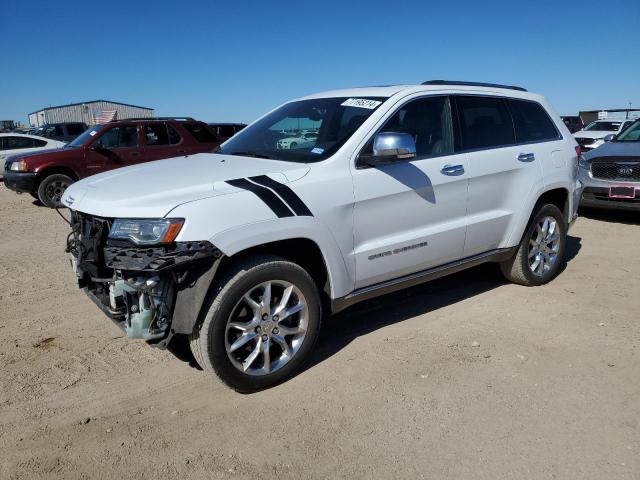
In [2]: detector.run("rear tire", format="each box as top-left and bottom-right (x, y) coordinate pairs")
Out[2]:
(500, 204), (567, 286)
(37, 174), (74, 208)
(189, 255), (321, 392)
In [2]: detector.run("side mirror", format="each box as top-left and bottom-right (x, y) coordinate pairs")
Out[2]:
(603, 134), (615, 142)
(359, 132), (416, 167)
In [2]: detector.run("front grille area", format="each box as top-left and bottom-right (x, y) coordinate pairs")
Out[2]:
(591, 158), (640, 181)
(68, 211), (113, 281)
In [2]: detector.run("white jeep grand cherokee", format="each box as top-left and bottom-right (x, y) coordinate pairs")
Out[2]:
(62, 80), (581, 392)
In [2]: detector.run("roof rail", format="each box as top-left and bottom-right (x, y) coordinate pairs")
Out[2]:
(111, 117), (196, 122)
(421, 80), (527, 92)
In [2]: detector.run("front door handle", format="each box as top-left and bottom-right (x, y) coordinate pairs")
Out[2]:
(441, 164), (465, 176)
(177, 149), (187, 154)
(518, 153), (535, 162)
(130, 152), (140, 157)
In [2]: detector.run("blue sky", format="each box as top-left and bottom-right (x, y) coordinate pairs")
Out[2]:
(1, 0), (638, 124)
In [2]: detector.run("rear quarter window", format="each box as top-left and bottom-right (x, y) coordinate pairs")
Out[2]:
(5, 136), (35, 149)
(508, 99), (560, 143)
(183, 123), (219, 143)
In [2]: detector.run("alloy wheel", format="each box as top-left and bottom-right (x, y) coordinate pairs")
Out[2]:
(528, 216), (560, 276)
(45, 180), (70, 204)
(225, 280), (308, 376)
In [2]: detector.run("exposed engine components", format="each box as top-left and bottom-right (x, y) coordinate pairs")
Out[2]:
(108, 275), (174, 341)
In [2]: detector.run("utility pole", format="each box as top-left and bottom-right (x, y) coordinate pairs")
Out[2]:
(627, 102), (632, 119)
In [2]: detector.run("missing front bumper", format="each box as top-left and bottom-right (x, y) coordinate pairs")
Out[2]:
(67, 210), (224, 346)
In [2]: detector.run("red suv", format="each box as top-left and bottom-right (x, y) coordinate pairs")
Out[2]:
(3, 117), (220, 207)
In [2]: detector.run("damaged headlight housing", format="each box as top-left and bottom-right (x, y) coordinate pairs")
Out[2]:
(109, 218), (184, 245)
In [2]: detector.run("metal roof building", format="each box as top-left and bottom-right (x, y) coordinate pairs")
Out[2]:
(28, 100), (154, 127)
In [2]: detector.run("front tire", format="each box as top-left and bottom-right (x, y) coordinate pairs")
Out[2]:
(500, 204), (567, 286)
(190, 255), (321, 392)
(37, 174), (74, 208)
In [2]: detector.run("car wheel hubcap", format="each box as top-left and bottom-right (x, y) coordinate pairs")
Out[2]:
(528, 216), (560, 276)
(46, 180), (69, 203)
(225, 280), (308, 376)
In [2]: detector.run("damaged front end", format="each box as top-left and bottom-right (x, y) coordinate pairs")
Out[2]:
(66, 211), (222, 347)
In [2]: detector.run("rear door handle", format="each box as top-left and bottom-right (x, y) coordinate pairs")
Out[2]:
(518, 153), (535, 162)
(441, 164), (465, 176)
(177, 149), (187, 154)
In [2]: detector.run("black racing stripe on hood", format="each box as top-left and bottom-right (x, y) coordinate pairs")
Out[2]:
(248, 175), (313, 217)
(226, 178), (295, 218)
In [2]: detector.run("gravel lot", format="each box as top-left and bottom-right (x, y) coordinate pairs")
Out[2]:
(0, 184), (638, 480)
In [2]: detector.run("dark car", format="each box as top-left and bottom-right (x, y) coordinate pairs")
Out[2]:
(561, 116), (583, 134)
(32, 122), (88, 143)
(578, 119), (640, 210)
(4, 117), (221, 207)
(208, 123), (246, 141)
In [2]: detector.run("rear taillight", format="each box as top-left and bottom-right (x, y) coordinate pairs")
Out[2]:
(575, 145), (582, 157)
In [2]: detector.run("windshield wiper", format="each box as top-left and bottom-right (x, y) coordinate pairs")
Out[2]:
(226, 151), (275, 159)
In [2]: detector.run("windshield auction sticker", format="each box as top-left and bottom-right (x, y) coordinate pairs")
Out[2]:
(341, 98), (382, 109)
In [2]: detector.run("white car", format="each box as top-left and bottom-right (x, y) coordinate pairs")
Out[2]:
(62, 80), (580, 392)
(276, 131), (318, 149)
(574, 119), (635, 152)
(0, 133), (66, 179)
(0, 133), (66, 164)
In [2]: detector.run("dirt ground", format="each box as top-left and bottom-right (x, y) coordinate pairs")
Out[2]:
(0, 185), (638, 480)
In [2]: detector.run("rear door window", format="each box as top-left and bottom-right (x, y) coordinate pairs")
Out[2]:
(167, 125), (182, 144)
(144, 124), (170, 146)
(183, 123), (219, 143)
(508, 99), (560, 143)
(456, 96), (515, 150)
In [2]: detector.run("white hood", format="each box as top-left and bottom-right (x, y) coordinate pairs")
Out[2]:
(573, 130), (610, 140)
(62, 153), (310, 218)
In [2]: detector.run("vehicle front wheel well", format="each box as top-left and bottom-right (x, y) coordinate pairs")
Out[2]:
(220, 238), (331, 298)
(34, 167), (78, 191)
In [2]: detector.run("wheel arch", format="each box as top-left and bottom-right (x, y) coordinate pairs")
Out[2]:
(219, 237), (332, 298)
(536, 187), (570, 221)
(33, 166), (79, 191)
(506, 185), (570, 247)
(216, 220), (353, 297)
(170, 232), (349, 338)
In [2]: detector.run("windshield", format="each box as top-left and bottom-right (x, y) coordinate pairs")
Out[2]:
(216, 97), (386, 162)
(66, 124), (106, 147)
(615, 120), (640, 142)
(584, 121), (622, 132)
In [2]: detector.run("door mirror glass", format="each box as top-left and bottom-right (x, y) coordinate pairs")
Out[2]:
(603, 133), (616, 142)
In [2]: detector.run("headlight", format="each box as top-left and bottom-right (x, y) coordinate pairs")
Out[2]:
(578, 156), (590, 169)
(109, 218), (184, 245)
(10, 160), (28, 171)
